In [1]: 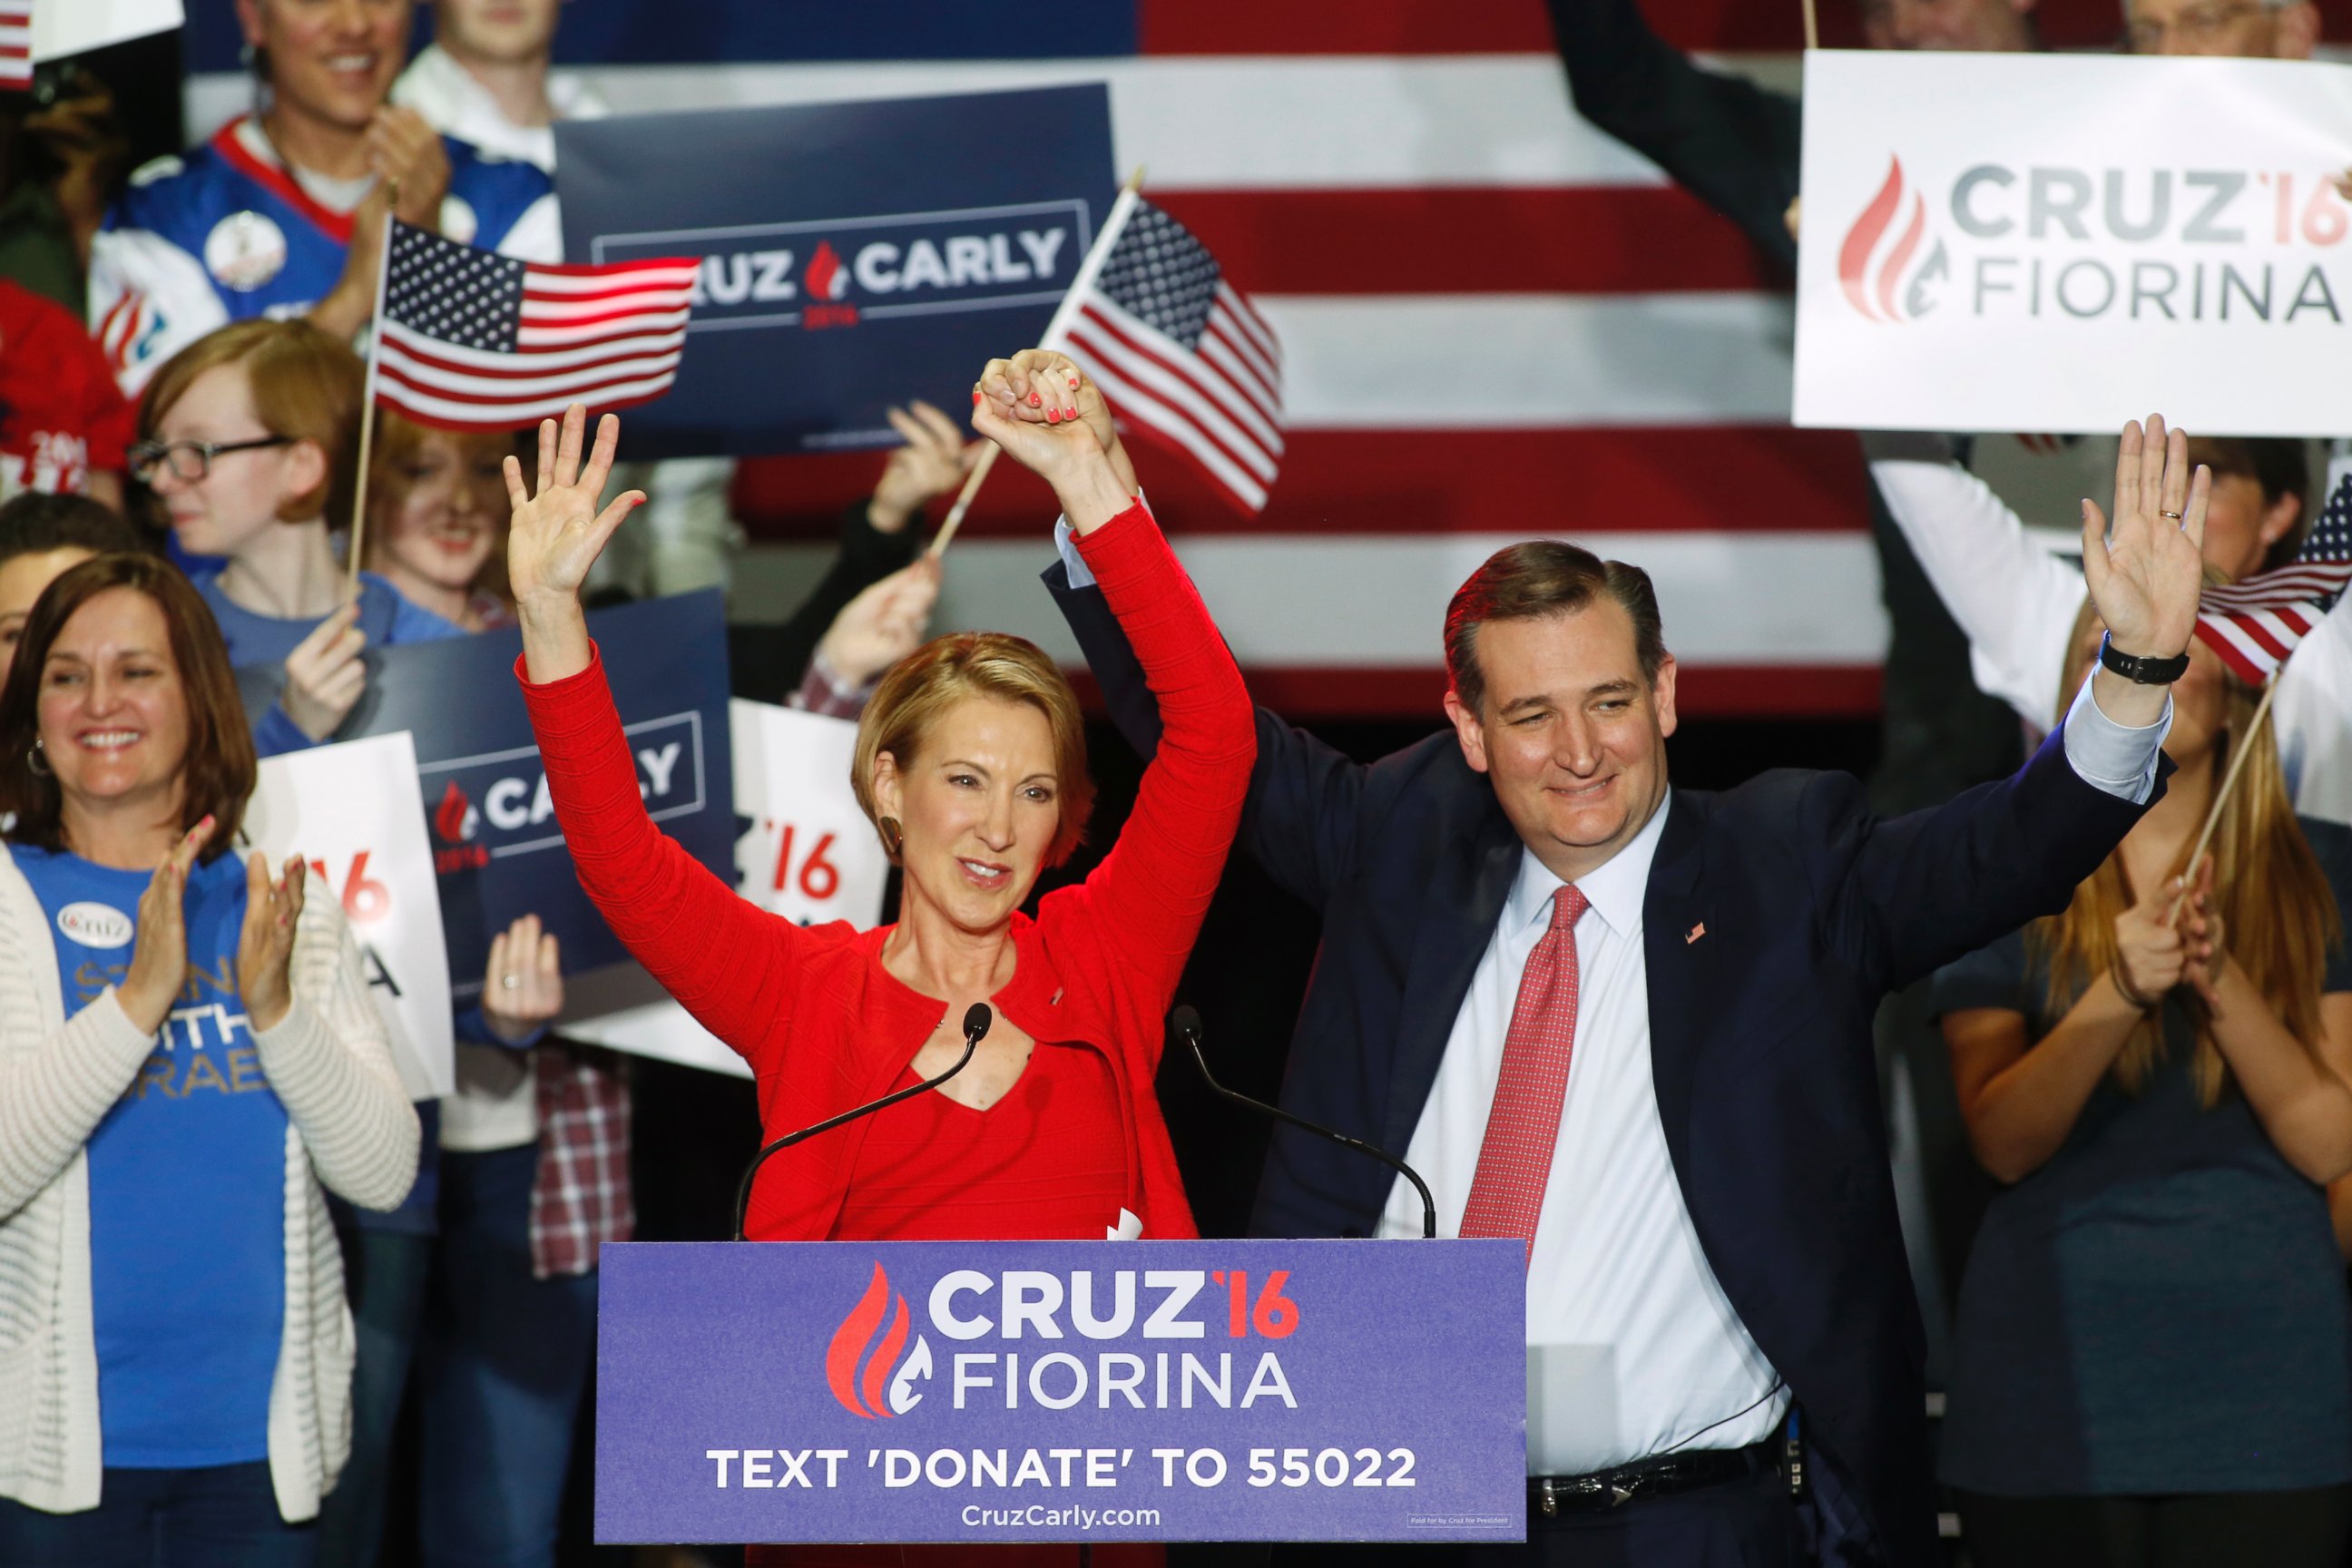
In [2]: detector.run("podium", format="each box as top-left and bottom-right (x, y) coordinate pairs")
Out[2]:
(594, 1238), (1526, 1546)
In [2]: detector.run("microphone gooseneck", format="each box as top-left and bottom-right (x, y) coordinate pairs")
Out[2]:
(1172, 1005), (1437, 1240)
(732, 1003), (995, 1241)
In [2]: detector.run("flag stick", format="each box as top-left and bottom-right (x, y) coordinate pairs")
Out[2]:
(2167, 670), (2281, 922)
(1801, 0), (1819, 50)
(929, 164), (1149, 561)
(346, 184), (398, 600)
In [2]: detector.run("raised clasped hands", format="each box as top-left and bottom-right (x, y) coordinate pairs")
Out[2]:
(972, 350), (1138, 532)
(2081, 415), (2209, 665)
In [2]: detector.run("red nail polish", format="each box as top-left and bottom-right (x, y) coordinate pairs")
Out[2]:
(1046, 407), (1061, 424)
(1028, 392), (1043, 408)
(971, 390), (982, 403)
(1065, 407), (1079, 420)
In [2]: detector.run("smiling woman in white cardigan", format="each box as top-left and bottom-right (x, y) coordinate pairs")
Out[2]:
(0, 553), (417, 1565)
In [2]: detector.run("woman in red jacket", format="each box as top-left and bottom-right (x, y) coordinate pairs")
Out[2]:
(505, 353), (1253, 1252)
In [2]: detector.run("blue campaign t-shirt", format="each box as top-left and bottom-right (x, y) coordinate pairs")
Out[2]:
(16, 844), (288, 1467)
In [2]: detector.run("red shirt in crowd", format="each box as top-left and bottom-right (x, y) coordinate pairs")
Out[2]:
(518, 503), (1255, 1243)
(0, 279), (133, 500)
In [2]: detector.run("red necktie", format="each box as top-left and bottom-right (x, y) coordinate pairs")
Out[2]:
(1459, 884), (1590, 1263)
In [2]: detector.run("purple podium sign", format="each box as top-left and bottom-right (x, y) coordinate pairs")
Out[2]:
(595, 1240), (1525, 1546)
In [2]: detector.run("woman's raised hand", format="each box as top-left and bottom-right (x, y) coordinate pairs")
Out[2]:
(116, 816), (214, 1035)
(237, 853), (309, 1035)
(973, 351), (1137, 532)
(2081, 415), (2209, 665)
(505, 404), (645, 609)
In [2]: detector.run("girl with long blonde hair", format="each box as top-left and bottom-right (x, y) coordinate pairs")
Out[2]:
(1931, 606), (2352, 1567)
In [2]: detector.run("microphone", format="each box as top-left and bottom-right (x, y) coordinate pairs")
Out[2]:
(1172, 1005), (1436, 1240)
(732, 1003), (993, 1241)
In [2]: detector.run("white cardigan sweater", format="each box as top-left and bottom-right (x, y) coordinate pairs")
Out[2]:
(0, 843), (419, 1519)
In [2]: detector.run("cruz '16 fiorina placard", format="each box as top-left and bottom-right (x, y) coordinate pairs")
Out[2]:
(594, 1240), (1526, 1545)
(1795, 52), (2352, 435)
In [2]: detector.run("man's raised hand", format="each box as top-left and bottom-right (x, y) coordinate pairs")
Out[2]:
(2080, 415), (2208, 664)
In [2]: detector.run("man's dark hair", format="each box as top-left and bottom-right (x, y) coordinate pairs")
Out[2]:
(0, 491), (145, 567)
(1444, 541), (1667, 717)
(0, 553), (255, 860)
(2188, 436), (2311, 573)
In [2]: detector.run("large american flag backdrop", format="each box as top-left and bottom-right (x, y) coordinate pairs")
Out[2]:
(190, 0), (2337, 721)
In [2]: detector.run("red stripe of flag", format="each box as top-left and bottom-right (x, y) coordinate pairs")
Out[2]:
(1153, 188), (1787, 296)
(1076, 306), (1281, 472)
(1068, 314), (1279, 486)
(730, 426), (1872, 542)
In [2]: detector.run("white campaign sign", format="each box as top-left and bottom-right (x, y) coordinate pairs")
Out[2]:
(245, 731), (454, 1099)
(34, 0), (183, 61)
(1795, 51), (2352, 435)
(560, 701), (889, 1076)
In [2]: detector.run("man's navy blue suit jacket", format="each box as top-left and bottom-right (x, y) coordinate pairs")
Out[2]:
(1048, 562), (2161, 1567)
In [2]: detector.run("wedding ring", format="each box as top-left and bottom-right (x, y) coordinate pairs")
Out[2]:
(2159, 509), (2183, 520)
(500, 974), (521, 990)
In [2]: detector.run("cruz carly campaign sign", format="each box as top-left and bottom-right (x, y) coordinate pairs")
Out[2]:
(1794, 52), (2352, 435)
(554, 85), (1115, 457)
(595, 1240), (1526, 1545)
(246, 731), (454, 1098)
(237, 592), (736, 1004)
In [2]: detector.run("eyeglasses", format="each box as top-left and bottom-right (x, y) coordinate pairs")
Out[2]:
(2124, 1), (2266, 51)
(126, 435), (294, 485)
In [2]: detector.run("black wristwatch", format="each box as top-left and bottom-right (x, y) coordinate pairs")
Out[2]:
(2097, 632), (2190, 685)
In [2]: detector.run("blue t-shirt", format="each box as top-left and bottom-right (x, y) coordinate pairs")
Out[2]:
(16, 844), (287, 1467)
(1929, 818), (2352, 1497)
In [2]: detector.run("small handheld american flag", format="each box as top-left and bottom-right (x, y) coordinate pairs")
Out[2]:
(1057, 197), (1284, 514)
(374, 220), (696, 433)
(0, 4), (31, 93)
(2193, 474), (2352, 684)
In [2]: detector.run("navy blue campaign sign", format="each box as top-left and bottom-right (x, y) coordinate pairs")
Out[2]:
(555, 86), (1115, 458)
(240, 592), (733, 1002)
(595, 1240), (1525, 1545)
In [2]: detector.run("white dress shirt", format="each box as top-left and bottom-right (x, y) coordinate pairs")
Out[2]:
(1370, 679), (2169, 1476)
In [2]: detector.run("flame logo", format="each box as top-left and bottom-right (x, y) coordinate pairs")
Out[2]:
(826, 1262), (930, 1418)
(806, 240), (849, 302)
(432, 779), (478, 845)
(1837, 157), (1945, 323)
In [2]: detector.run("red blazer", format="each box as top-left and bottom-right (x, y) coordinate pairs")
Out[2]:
(519, 505), (1254, 1241)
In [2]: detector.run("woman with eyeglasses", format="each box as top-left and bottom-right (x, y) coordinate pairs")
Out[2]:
(130, 319), (461, 758)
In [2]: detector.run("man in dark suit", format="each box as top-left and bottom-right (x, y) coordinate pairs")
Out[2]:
(1035, 366), (2207, 1563)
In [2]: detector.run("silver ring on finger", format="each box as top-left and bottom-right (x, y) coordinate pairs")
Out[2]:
(501, 974), (521, 990)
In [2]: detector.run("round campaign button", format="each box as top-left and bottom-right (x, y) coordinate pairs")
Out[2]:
(205, 211), (289, 293)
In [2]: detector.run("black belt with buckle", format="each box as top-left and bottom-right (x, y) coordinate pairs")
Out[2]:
(1528, 1436), (1779, 1516)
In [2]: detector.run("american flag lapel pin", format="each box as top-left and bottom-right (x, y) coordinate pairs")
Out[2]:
(1685, 921), (1707, 946)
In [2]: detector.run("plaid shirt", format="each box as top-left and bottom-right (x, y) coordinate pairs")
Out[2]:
(790, 649), (874, 720)
(527, 1044), (634, 1279)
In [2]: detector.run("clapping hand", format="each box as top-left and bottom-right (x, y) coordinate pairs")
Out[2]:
(973, 350), (1138, 531)
(2177, 856), (2230, 1011)
(2110, 873), (2190, 1011)
(115, 817), (216, 1035)
(236, 854), (309, 1035)
(2081, 416), (2209, 665)
(481, 914), (563, 1044)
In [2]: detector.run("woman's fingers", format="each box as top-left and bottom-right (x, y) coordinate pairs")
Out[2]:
(536, 416), (559, 498)
(553, 403), (587, 490)
(579, 411), (622, 502)
(504, 453), (531, 512)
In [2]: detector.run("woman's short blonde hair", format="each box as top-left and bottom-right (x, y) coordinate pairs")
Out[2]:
(851, 632), (1093, 867)
(138, 318), (364, 529)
